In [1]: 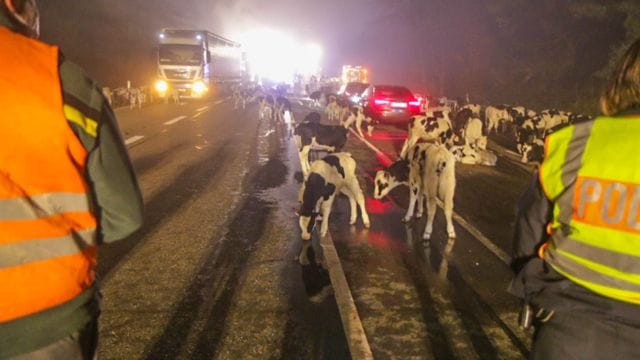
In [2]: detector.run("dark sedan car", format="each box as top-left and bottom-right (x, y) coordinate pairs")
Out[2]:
(360, 85), (423, 125)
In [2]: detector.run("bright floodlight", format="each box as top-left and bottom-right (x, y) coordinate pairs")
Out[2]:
(238, 28), (323, 83)
(296, 43), (323, 76)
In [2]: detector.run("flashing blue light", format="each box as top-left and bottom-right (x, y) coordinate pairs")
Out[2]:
(196, 35), (202, 40)
(159, 33), (165, 39)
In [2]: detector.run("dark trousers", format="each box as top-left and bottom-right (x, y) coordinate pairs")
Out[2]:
(10, 318), (98, 360)
(531, 310), (640, 360)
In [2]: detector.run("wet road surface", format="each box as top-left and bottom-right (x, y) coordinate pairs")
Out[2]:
(330, 123), (534, 358)
(96, 96), (535, 359)
(97, 98), (348, 359)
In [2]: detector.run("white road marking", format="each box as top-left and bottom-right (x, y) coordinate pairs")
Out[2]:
(192, 110), (208, 118)
(196, 106), (209, 112)
(298, 100), (304, 106)
(438, 199), (511, 265)
(348, 128), (394, 166)
(321, 232), (374, 360)
(349, 129), (511, 266)
(214, 99), (225, 105)
(125, 135), (144, 146)
(164, 115), (187, 125)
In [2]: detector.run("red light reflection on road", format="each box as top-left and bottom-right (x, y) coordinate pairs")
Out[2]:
(366, 198), (394, 214)
(374, 151), (393, 167)
(368, 130), (407, 142)
(367, 230), (409, 252)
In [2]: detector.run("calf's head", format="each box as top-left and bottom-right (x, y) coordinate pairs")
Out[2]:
(521, 140), (544, 164)
(374, 160), (409, 199)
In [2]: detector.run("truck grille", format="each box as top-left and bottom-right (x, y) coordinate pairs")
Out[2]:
(164, 69), (194, 80)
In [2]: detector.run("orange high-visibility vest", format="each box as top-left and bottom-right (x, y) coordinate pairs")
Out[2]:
(0, 27), (98, 323)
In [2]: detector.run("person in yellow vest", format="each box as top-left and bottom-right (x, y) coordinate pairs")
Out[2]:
(511, 38), (640, 359)
(0, 0), (143, 358)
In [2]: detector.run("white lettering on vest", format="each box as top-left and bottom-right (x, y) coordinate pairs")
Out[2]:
(576, 178), (640, 232)
(577, 178), (602, 218)
(602, 183), (627, 224)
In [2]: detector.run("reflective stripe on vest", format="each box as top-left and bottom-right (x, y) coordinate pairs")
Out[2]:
(0, 192), (91, 220)
(0, 27), (98, 323)
(539, 116), (640, 304)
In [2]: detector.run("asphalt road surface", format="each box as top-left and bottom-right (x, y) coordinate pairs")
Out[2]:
(96, 97), (348, 359)
(96, 96), (535, 359)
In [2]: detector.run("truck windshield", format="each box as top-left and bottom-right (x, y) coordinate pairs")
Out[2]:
(159, 45), (203, 66)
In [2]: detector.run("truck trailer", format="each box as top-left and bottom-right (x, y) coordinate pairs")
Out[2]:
(154, 28), (246, 99)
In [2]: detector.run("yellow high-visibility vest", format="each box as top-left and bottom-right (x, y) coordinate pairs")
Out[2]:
(0, 27), (97, 323)
(539, 116), (640, 304)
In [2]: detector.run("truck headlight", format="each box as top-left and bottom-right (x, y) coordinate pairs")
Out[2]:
(193, 81), (207, 95)
(155, 80), (168, 93)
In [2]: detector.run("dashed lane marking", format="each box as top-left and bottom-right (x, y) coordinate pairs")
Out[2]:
(192, 110), (208, 118)
(349, 128), (511, 266)
(214, 99), (225, 105)
(164, 115), (187, 125)
(321, 232), (374, 360)
(196, 106), (209, 112)
(125, 135), (144, 146)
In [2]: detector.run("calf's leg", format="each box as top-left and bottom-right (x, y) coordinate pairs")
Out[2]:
(422, 176), (439, 239)
(341, 187), (358, 225)
(403, 184), (419, 222)
(347, 179), (370, 227)
(319, 196), (336, 238)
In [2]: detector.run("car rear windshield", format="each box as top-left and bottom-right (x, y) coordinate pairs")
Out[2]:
(374, 86), (413, 98)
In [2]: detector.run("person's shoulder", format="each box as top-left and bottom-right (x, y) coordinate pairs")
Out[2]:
(58, 53), (105, 115)
(546, 114), (596, 139)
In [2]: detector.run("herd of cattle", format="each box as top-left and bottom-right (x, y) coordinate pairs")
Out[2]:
(236, 85), (594, 262)
(231, 85), (466, 263)
(395, 102), (593, 166)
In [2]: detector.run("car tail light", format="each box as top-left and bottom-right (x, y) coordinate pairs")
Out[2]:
(408, 97), (422, 114)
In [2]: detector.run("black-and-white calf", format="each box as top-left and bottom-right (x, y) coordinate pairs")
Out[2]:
(461, 103), (482, 117)
(294, 113), (349, 176)
(298, 153), (370, 264)
(400, 111), (454, 159)
(452, 109), (486, 150)
(342, 105), (373, 138)
(375, 143), (456, 240)
(485, 105), (513, 133)
(450, 144), (498, 166)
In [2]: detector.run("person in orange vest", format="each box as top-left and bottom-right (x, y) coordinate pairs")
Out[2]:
(0, 0), (143, 358)
(511, 38), (640, 359)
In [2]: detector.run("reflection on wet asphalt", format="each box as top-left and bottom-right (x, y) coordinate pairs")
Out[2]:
(300, 246), (333, 302)
(329, 167), (528, 358)
(252, 115), (350, 358)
